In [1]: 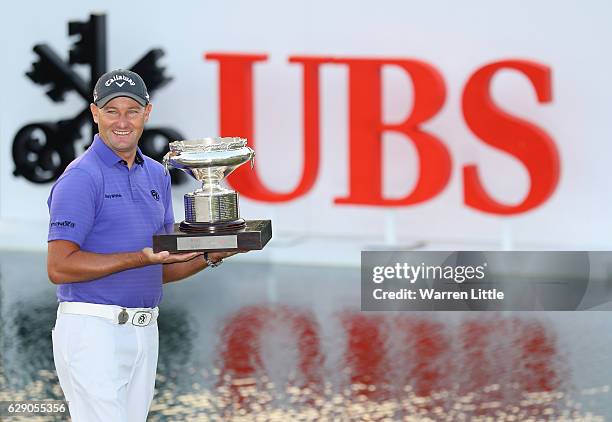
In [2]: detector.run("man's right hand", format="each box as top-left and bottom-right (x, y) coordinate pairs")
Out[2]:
(140, 247), (202, 265)
(48, 240), (204, 284)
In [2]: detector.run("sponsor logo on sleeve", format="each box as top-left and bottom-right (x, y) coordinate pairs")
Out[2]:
(50, 220), (75, 228)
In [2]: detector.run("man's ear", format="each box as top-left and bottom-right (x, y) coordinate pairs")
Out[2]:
(144, 103), (153, 123)
(90, 103), (99, 124)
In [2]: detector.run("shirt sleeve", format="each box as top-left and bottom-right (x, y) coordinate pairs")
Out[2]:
(47, 168), (97, 247)
(163, 173), (175, 225)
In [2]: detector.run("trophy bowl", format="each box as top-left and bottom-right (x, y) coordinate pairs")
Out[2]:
(164, 137), (254, 233)
(153, 137), (272, 253)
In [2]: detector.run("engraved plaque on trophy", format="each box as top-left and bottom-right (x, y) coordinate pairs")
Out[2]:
(153, 137), (272, 252)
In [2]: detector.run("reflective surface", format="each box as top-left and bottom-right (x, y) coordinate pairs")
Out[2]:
(1, 251), (611, 421)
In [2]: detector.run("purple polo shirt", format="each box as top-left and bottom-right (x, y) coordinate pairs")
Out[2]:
(47, 134), (174, 308)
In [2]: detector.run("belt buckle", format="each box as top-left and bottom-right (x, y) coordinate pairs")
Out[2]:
(132, 311), (152, 327)
(118, 309), (129, 325)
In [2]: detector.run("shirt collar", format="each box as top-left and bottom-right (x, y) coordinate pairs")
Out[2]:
(91, 134), (144, 167)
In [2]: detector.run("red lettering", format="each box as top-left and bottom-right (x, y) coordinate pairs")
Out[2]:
(341, 313), (389, 398)
(513, 318), (564, 392)
(331, 58), (451, 206)
(462, 60), (560, 214)
(218, 305), (322, 396)
(397, 318), (450, 397)
(204, 53), (560, 212)
(205, 53), (324, 202)
(218, 307), (566, 415)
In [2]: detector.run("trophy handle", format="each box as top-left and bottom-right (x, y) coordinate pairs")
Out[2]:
(162, 152), (171, 175)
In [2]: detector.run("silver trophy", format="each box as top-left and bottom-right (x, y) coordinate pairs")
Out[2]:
(153, 137), (272, 252)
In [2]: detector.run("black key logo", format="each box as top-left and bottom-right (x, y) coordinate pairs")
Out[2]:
(13, 13), (186, 185)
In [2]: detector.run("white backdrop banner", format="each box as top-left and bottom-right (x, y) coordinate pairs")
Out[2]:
(1, 1), (611, 264)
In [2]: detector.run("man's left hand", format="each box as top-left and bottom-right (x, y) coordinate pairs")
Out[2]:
(205, 251), (241, 267)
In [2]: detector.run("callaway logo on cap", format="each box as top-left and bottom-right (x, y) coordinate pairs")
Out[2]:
(93, 69), (150, 108)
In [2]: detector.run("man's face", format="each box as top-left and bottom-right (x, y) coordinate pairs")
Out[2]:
(90, 97), (152, 154)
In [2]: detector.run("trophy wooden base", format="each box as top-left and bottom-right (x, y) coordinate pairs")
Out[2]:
(153, 219), (272, 253)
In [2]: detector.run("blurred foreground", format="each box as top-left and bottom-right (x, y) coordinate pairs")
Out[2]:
(0, 251), (610, 421)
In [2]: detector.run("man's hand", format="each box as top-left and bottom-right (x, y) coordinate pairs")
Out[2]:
(206, 250), (239, 264)
(48, 240), (200, 284)
(141, 247), (202, 264)
(162, 250), (243, 283)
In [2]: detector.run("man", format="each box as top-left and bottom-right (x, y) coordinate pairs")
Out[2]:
(47, 69), (233, 421)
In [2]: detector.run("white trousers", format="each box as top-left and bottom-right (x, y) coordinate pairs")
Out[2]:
(52, 310), (159, 422)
